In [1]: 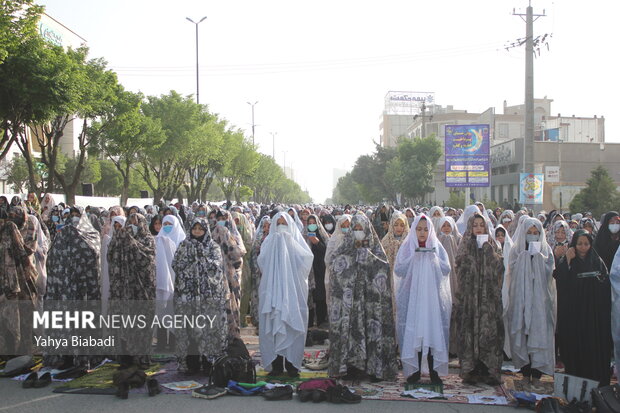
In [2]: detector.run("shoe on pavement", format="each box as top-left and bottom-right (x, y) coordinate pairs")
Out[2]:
(192, 385), (227, 400)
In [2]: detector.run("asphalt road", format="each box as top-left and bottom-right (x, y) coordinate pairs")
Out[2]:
(0, 378), (515, 413)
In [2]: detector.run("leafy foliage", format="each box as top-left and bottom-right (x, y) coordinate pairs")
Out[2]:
(332, 135), (442, 205)
(569, 166), (620, 216)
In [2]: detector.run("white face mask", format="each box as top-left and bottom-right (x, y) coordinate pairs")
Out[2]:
(129, 224), (138, 235)
(609, 223), (620, 234)
(526, 234), (539, 243)
(277, 224), (288, 234)
(353, 230), (366, 241)
(502, 218), (511, 223)
(324, 223), (334, 231)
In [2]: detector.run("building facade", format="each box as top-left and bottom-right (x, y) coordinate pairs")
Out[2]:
(388, 96), (613, 211)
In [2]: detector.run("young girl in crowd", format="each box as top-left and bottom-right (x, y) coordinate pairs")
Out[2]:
(394, 215), (451, 385)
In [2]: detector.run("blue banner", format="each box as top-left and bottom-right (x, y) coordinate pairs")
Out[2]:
(445, 124), (490, 187)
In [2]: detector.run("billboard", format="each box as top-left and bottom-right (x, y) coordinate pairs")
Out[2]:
(519, 173), (544, 204)
(444, 124), (490, 187)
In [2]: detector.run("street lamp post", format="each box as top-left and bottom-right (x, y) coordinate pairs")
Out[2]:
(270, 131), (277, 159)
(247, 101), (258, 145)
(186, 16), (207, 104)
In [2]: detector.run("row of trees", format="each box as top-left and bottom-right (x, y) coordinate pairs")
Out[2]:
(331, 135), (443, 205)
(0, 1), (310, 205)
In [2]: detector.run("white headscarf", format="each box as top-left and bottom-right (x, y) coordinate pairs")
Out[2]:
(498, 210), (515, 228)
(437, 216), (461, 242)
(505, 217), (556, 375)
(287, 207), (304, 232)
(429, 206), (445, 234)
(158, 215), (186, 246)
(257, 211), (314, 371)
(394, 214), (452, 376)
(456, 205), (480, 235)
(496, 223), (514, 357)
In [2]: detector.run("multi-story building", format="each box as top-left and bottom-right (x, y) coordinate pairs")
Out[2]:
(380, 95), (617, 211)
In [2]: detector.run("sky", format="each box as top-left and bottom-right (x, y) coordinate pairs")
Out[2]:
(38, 0), (620, 203)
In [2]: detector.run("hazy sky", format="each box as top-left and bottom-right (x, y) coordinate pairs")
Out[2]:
(39, 0), (620, 202)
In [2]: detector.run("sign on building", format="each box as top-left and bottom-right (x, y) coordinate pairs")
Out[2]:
(444, 124), (490, 187)
(519, 173), (544, 204)
(384, 91), (435, 115)
(545, 166), (560, 183)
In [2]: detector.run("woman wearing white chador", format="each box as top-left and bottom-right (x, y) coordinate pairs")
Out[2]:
(257, 211), (314, 376)
(394, 214), (452, 384)
(155, 215), (186, 304)
(155, 214), (186, 336)
(505, 217), (556, 380)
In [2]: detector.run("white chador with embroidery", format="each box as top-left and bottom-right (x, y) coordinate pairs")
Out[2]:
(394, 214), (452, 377)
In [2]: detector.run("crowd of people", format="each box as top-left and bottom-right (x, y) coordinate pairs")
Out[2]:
(1, 192), (619, 393)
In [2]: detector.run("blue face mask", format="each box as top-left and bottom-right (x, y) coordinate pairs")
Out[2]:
(307, 224), (318, 232)
(341, 227), (350, 233)
(197, 211), (206, 217)
(162, 225), (173, 234)
(217, 221), (227, 227)
(51, 215), (59, 222)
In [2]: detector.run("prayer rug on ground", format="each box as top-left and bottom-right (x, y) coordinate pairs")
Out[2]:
(340, 373), (510, 405)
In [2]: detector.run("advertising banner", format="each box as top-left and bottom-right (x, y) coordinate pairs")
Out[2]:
(519, 173), (544, 204)
(445, 124), (490, 187)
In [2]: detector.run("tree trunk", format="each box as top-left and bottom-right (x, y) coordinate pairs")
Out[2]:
(152, 189), (163, 206)
(120, 174), (130, 207)
(65, 184), (77, 206)
(16, 133), (38, 194)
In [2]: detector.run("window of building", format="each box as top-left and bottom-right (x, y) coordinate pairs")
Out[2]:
(498, 123), (509, 139)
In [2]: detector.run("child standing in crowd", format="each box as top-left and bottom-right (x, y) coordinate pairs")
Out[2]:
(455, 213), (505, 385)
(394, 214), (452, 385)
(505, 218), (556, 390)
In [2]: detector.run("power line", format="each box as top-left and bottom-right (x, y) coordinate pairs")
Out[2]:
(110, 42), (506, 77)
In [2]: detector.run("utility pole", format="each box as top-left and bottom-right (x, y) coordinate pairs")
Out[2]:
(247, 101), (258, 145)
(270, 132), (277, 159)
(513, 2), (545, 175)
(421, 102), (426, 138)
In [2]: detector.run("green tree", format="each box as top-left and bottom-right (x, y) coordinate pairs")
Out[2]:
(182, 114), (226, 203)
(446, 190), (465, 209)
(91, 89), (165, 205)
(0, 35), (80, 190)
(1, 154), (33, 192)
(140, 91), (206, 204)
(61, 156), (101, 195)
(332, 173), (364, 205)
(250, 154), (285, 203)
(94, 158), (122, 196)
(391, 135), (442, 205)
(569, 166), (619, 216)
(350, 143), (398, 203)
(0, 1), (43, 160)
(6, 44), (120, 204)
(0, 0), (42, 64)
(216, 130), (259, 203)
